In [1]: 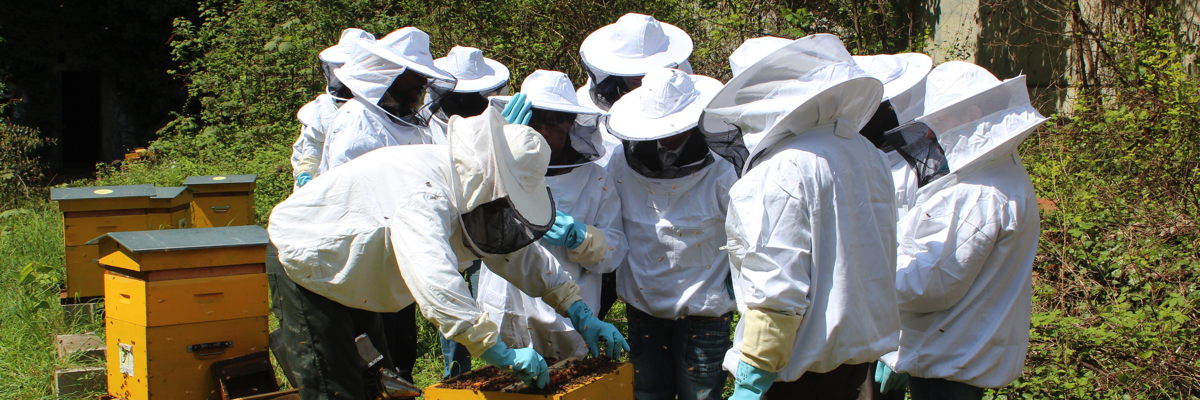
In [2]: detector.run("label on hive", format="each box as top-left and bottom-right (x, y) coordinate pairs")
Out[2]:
(119, 343), (134, 376)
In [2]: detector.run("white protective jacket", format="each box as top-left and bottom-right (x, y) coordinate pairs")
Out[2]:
(703, 34), (899, 381)
(268, 114), (583, 356)
(291, 94), (342, 178)
(881, 75), (1044, 388)
(610, 149), (738, 319)
(476, 162), (627, 359)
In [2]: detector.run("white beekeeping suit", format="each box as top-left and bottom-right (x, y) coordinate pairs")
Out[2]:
(291, 28), (374, 184)
(575, 13), (694, 167)
(475, 70), (627, 359)
(700, 34), (900, 386)
(320, 27), (454, 173)
(604, 68), (737, 321)
(853, 52), (933, 217)
(270, 107), (582, 356)
(880, 62), (1046, 388)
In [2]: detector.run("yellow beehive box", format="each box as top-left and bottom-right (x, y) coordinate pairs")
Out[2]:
(94, 225), (270, 400)
(147, 186), (191, 230)
(51, 184), (158, 299)
(104, 266), (267, 327)
(185, 174), (256, 228)
(94, 225), (268, 272)
(424, 363), (634, 400)
(105, 316), (269, 400)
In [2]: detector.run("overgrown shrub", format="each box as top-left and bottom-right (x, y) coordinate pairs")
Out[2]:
(0, 120), (53, 209)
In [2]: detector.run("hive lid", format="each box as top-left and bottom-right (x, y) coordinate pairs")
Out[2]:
(50, 184), (157, 201)
(89, 225), (267, 253)
(152, 186), (188, 199)
(184, 174), (258, 186)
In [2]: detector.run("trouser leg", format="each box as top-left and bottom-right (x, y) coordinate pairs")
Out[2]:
(627, 306), (676, 400)
(765, 362), (870, 400)
(908, 377), (984, 400)
(381, 306), (417, 383)
(598, 271), (618, 319)
(267, 243), (385, 400)
(440, 262), (479, 379)
(674, 313), (732, 400)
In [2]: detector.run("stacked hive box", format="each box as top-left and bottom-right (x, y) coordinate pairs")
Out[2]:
(147, 186), (191, 230)
(51, 185), (158, 300)
(185, 175), (256, 228)
(94, 225), (270, 400)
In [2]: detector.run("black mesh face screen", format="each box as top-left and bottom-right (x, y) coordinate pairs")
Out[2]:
(458, 192), (554, 256)
(884, 122), (950, 187)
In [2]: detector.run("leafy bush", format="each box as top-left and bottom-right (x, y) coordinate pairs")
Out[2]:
(0, 120), (53, 209)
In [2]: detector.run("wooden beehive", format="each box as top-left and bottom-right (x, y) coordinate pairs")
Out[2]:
(95, 226), (270, 400)
(147, 186), (191, 230)
(51, 184), (157, 300)
(424, 362), (634, 400)
(185, 174), (257, 228)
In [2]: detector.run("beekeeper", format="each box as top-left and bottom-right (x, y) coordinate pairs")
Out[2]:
(418, 45), (511, 379)
(700, 34), (900, 399)
(475, 69), (627, 361)
(267, 98), (628, 399)
(319, 27), (455, 172)
(853, 53), (933, 220)
(878, 61), (1045, 400)
(425, 46), (510, 144)
(291, 28), (374, 188)
(606, 67), (737, 400)
(576, 12), (695, 320)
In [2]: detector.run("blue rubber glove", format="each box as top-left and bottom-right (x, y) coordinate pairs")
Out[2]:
(566, 300), (629, 359)
(295, 172), (313, 187)
(730, 360), (777, 400)
(501, 93), (533, 125)
(875, 361), (909, 394)
(541, 210), (587, 249)
(478, 338), (549, 388)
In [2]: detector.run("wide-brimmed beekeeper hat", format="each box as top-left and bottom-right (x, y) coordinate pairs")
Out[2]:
(607, 67), (724, 141)
(853, 53), (932, 123)
(701, 34), (883, 167)
(335, 27), (455, 105)
(579, 13), (693, 77)
(434, 46), (509, 93)
(319, 28), (376, 65)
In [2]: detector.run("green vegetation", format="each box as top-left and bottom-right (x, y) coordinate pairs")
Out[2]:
(0, 0), (1196, 399)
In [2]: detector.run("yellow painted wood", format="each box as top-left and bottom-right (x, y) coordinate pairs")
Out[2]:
(63, 244), (103, 299)
(191, 195), (254, 228)
(97, 245), (265, 272)
(105, 271), (268, 327)
(148, 191), (192, 230)
(63, 213), (151, 246)
(423, 363), (633, 400)
(187, 182), (255, 193)
(56, 197), (153, 212)
(105, 316), (269, 400)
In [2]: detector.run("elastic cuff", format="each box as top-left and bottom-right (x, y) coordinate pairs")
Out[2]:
(567, 225), (607, 266)
(543, 281), (583, 316)
(450, 312), (501, 357)
(738, 308), (803, 372)
(293, 156), (319, 177)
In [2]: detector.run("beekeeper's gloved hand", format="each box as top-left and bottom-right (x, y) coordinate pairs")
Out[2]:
(876, 362), (909, 394)
(567, 300), (629, 359)
(542, 210), (587, 249)
(501, 93), (533, 125)
(295, 172), (313, 188)
(730, 360), (777, 400)
(479, 338), (549, 388)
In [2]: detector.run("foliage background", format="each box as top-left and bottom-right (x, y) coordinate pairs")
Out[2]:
(0, 0), (1197, 398)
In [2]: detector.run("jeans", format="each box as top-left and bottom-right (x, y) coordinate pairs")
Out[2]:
(440, 262), (480, 379)
(627, 306), (731, 400)
(909, 377), (984, 400)
(765, 362), (868, 400)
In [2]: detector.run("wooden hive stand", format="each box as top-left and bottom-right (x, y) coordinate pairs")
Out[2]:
(51, 184), (158, 301)
(184, 175), (257, 228)
(93, 225), (270, 400)
(424, 362), (634, 400)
